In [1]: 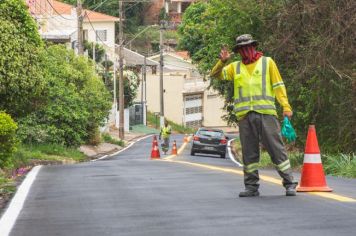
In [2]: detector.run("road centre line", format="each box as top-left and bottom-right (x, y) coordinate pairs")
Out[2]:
(161, 139), (356, 203)
(0, 166), (42, 236)
(164, 136), (192, 160)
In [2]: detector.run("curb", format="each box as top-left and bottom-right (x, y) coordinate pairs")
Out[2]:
(91, 134), (153, 162)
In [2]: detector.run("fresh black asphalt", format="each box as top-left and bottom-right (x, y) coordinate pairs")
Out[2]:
(9, 134), (356, 236)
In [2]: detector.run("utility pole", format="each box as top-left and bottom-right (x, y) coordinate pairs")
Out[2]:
(159, 20), (166, 127)
(118, 0), (125, 139)
(143, 56), (147, 126)
(77, 0), (83, 55)
(113, 58), (118, 128)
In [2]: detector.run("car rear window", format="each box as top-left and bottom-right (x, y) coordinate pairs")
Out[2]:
(198, 130), (223, 138)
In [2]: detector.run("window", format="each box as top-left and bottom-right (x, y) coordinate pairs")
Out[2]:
(96, 30), (107, 42)
(83, 30), (88, 41)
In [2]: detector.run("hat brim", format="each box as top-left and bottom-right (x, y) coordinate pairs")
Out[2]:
(233, 40), (258, 52)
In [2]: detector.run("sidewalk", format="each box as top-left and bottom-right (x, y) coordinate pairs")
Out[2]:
(80, 125), (159, 159)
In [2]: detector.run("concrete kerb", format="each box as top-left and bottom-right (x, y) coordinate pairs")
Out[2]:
(91, 134), (154, 162)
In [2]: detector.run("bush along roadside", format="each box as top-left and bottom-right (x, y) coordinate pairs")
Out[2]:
(102, 133), (125, 147)
(147, 111), (196, 134)
(233, 139), (356, 178)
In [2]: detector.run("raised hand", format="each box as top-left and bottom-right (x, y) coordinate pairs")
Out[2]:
(219, 46), (231, 63)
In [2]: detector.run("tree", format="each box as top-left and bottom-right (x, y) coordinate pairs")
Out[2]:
(178, 0), (355, 153)
(18, 45), (112, 146)
(0, 0), (45, 117)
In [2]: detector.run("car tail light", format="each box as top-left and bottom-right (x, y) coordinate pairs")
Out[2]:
(193, 136), (200, 141)
(220, 139), (227, 144)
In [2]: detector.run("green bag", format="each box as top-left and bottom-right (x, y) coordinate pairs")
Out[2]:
(281, 116), (296, 143)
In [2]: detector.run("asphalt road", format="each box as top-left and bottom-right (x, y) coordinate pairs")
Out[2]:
(7, 134), (356, 236)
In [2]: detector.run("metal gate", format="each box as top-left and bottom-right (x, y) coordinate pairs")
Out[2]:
(183, 94), (203, 128)
(129, 103), (144, 126)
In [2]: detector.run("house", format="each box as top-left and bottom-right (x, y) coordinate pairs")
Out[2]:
(136, 51), (227, 128)
(28, 0), (119, 57)
(144, 0), (196, 25)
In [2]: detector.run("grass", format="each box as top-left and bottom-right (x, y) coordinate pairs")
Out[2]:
(1, 143), (89, 207)
(147, 111), (196, 134)
(0, 174), (16, 196)
(102, 133), (125, 146)
(15, 144), (87, 162)
(233, 140), (356, 178)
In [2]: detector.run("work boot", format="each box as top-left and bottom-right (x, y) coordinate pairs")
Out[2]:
(239, 190), (260, 197)
(286, 186), (297, 196)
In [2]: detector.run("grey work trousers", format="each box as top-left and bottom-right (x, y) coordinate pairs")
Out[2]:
(239, 112), (297, 191)
(161, 137), (170, 153)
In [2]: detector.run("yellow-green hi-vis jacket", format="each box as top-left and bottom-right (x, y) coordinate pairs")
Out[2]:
(160, 125), (172, 139)
(211, 56), (292, 120)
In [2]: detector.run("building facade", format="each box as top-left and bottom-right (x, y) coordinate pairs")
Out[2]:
(28, 0), (119, 57)
(144, 0), (196, 25)
(137, 52), (227, 128)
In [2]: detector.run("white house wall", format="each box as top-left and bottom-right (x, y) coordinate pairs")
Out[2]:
(203, 89), (226, 127)
(83, 21), (116, 53)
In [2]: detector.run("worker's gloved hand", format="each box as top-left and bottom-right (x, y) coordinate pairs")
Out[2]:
(281, 116), (297, 143)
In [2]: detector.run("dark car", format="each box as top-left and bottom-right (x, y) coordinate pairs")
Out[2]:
(191, 128), (228, 158)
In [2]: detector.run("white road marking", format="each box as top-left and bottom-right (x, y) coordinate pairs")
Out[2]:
(0, 165), (42, 236)
(91, 134), (154, 162)
(227, 139), (243, 167)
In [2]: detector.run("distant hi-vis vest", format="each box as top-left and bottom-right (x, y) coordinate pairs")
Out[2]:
(231, 57), (276, 119)
(161, 125), (172, 138)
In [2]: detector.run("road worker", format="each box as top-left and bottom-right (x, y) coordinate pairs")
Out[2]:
(210, 34), (298, 197)
(159, 119), (172, 155)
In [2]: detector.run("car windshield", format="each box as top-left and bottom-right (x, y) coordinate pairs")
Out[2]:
(198, 130), (223, 138)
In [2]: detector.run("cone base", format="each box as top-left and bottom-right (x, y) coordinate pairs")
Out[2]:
(296, 186), (333, 192)
(151, 156), (160, 159)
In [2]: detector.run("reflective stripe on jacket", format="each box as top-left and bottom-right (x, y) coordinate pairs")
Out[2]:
(229, 57), (276, 119)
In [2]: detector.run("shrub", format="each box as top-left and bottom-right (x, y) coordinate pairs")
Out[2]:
(0, 112), (18, 169)
(18, 45), (111, 147)
(102, 133), (125, 146)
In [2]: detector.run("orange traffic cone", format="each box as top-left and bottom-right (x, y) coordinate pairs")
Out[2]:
(297, 125), (332, 192)
(171, 140), (178, 155)
(151, 142), (161, 159)
(152, 135), (158, 148)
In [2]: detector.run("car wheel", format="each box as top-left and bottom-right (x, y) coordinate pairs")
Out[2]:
(220, 153), (226, 159)
(191, 150), (195, 156)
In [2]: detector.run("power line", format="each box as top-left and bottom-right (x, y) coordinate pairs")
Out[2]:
(45, 0), (74, 20)
(84, 11), (112, 49)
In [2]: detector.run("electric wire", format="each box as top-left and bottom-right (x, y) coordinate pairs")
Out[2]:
(45, 0), (74, 20)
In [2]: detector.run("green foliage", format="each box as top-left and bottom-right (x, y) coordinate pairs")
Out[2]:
(0, 0), (45, 117)
(147, 112), (196, 134)
(0, 174), (16, 196)
(159, 7), (169, 21)
(106, 70), (140, 108)
(234, 139), (355, 178)
(0, 0), (42, 46)
(178, 0), (355, 153)
(84, 41), (106, 63)
(0, 112), (18, 169)
(18, 144), (87, 162)
(178, 0), (269, 126)
(18, 45), (112, 147)
(102, 133), (125, 147)
(323, 154), (356, 178)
